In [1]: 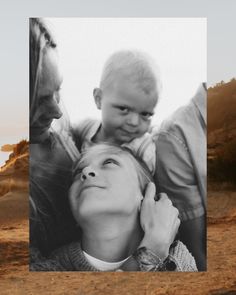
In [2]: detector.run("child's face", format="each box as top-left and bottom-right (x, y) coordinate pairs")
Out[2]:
(95, 75), (158, 144)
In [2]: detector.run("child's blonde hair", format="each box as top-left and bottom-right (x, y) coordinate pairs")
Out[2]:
(100, 50), (161, 100)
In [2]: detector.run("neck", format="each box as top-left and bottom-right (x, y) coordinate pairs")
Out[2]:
(30, 129), (50, 144)
(81, 215), (143, 262)
(94, 125), (119, 145)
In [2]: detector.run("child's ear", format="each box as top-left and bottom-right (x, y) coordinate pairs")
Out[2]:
(93, 88), (102, 110)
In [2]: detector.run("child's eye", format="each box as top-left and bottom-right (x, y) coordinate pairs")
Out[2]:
(103, 158), (119, 166)
(141, 112), (153, 119)
(118, 106), (129, 113)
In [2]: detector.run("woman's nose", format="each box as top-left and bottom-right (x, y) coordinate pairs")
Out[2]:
(81, 166), (96, 181)
(47, 93), (63, 119)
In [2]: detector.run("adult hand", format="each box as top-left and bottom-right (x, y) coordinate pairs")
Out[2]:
(139, 182), (180, 259)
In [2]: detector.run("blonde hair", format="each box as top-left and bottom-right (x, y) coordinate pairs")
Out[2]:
(100, 50), (161, 99)
(30, 18), (57, 126)
(73, 143), (153, 195)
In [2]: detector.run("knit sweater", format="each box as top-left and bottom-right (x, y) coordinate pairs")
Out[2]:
(30, 240), (197, 271)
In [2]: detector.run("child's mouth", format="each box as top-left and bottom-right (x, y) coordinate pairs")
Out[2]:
(120, 128), (137, 136)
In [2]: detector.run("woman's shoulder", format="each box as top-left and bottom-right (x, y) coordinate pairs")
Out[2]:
(29, 246), (68, 271)
(30, 242), (82, 271)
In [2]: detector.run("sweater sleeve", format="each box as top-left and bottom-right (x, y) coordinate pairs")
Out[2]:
(169, 241), (198, 271)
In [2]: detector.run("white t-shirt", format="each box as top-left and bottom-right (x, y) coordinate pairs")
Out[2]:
(83, 250), (130, 271)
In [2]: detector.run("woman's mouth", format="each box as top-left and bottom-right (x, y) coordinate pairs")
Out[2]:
(79, 184), (106, 195)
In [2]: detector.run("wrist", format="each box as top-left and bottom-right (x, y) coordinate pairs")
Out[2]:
(139, 237), (169, 260)
(133, 247), (177, 272)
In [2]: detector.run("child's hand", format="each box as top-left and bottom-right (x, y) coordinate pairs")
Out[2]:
(139, 182), (180, 259)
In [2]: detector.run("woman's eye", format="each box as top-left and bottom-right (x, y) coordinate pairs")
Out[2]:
(73, 167), (82, 179)
(103, 159), (118, 166)
(39, 95), (51, 102)
(39, 95), (57, 106)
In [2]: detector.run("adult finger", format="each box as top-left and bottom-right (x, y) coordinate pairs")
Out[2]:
(143, 182), (156, 203)
(158, 192), (169, 199)
(176, 217), (181, 228)
(172, 206), (179, 218)
(173, 217), (181, 232)
(158, 192), (170, 202)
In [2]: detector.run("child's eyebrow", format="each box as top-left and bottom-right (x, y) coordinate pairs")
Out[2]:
(112, 103), (132, 109)
(112, 103), (154, 115)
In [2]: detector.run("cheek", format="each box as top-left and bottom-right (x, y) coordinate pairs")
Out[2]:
(103, 113), (123, 128)
(101, 104), (121, 122)
(34, 100), (51, 118)
(69, 182), (81, 211)
(118, 175), (140, 201)
(31, 107), (45, 126)
(101, 106), (113, 121)
(140, 120), (150, 132)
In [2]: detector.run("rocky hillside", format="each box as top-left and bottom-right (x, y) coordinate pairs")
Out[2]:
(0, 144), (16, 152)
(0, 140), (29, 197)
(208, 79), (236, 134)
(208, 79), (236, 183)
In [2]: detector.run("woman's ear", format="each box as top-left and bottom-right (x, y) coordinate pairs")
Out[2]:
(93, 88), (102, 110)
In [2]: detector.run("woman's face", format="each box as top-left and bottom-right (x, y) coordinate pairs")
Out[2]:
(69, 146), (143, 223)
(31, 48), (63, 139)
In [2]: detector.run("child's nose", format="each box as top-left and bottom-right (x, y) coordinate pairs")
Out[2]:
(81, 166), (96, 181)
(127, 113), (139, 126)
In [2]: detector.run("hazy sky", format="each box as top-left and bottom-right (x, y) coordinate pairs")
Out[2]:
(0, 0), (235, 141)
(47, 18), (206, 127)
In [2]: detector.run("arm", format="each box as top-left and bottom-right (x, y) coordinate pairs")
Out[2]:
(70, 118), (97, 151)
(139, 183), (180, 258)
(154, 132), (206, 270)
(119, 188), (198, 272)
(119, 183), (180, 271)
(179, 216), (206, 270)
(121, 240), (198, 272)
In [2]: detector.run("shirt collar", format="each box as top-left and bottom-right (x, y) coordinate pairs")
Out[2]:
(192, 83), (207, 125)
(83, 250), (130, 271)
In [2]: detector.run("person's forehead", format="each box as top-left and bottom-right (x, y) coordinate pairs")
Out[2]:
(79, 147), (135, 167)
(111, 75), (157, 110)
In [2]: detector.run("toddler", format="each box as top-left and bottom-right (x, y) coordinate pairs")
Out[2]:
(72, 50), (161, 174)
